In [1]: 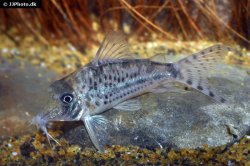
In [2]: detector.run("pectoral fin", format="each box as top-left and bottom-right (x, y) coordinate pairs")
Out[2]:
(114, 99), (142, 111)
(82, 115), (110, 152)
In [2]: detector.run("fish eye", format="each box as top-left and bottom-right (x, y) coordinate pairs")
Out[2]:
(60, 93), (74, 104)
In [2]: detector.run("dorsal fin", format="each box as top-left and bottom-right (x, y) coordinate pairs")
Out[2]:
(92, 31), (133, 65)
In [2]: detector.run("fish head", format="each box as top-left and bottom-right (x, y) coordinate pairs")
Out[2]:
(31, 75), (84, 145)
(34, 76), (83, 124)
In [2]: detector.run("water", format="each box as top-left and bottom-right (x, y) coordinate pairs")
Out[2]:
(0, 0), (250, 164)
(1, 51), (249, 150)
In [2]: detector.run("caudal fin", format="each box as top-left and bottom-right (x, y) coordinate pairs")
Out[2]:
(173, 44), (238, 103)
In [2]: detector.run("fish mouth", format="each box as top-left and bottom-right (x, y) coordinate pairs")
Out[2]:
(31, 114), (48, 128)
(32, 114), (61, 146)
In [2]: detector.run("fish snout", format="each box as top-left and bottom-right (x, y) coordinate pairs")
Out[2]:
(31, 114), (48, 129)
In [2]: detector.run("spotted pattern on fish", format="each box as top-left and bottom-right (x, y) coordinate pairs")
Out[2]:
(74, 59), (171, 114)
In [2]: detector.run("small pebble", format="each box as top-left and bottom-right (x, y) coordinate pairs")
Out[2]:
(68, 44), (77, 52)
(2, 48), (9, 54)
(12, 152), (18, 156)
(40, 62), (46, 68)
(25, 112), (31, 117)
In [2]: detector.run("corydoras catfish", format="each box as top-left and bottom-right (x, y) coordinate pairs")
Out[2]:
(32, 31), (236, 151)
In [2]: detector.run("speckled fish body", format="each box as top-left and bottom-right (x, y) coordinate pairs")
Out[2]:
(32, 31), (237, 151)
(74, 59), (174, 115)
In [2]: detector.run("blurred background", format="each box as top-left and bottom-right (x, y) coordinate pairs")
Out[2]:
(0, 0), (249, 50)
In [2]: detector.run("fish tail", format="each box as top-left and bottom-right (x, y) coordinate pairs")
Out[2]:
(172, 44), (238, 103)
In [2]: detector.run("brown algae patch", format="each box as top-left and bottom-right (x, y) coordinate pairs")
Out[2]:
(0, 131), (250, 165)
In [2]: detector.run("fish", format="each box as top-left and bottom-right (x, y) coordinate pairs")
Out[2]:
(32, 31), (237, 151)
